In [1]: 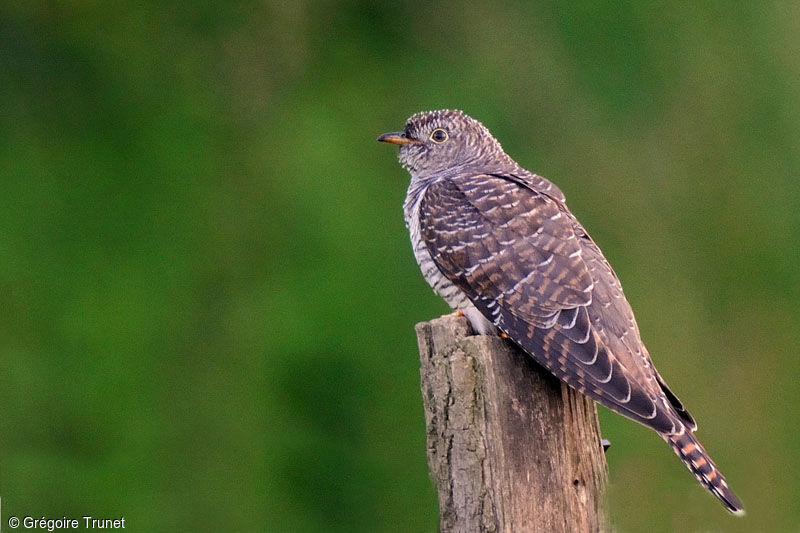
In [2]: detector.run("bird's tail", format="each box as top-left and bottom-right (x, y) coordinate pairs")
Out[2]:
(663, 431), (744, 515)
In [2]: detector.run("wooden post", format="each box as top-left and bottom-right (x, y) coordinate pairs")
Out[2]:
(415, 314), (609, 533)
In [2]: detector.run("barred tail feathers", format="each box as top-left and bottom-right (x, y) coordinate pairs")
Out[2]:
(664, 431), (744, 515)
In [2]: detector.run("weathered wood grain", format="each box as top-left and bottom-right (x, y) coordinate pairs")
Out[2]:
(416, 314), (608, 533)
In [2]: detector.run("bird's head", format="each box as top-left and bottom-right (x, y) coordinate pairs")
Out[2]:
(378, 109), (508, 176)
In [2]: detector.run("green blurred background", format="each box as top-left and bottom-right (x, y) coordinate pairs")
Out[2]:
(1, 2), (798, 531)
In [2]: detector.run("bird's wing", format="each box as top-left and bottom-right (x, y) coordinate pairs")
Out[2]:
(419, 174), (679, 432)
(420, 173), (592, 326)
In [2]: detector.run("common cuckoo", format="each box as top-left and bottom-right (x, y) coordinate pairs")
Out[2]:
(378, 109), (743, 514)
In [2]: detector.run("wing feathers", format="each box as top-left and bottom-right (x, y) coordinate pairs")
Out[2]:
(419, 173), (683, 434)
(421, 177), (592, 319)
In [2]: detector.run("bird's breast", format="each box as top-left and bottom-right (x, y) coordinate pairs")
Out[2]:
(404, 180), (473, 313)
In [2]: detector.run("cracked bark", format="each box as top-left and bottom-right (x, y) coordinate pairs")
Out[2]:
(416, 314), (609, 533)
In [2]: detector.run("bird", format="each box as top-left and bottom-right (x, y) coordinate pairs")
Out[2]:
(378, 109), (744, 515)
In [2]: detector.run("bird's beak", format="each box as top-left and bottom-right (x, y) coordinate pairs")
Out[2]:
(377, 132), (422, 146)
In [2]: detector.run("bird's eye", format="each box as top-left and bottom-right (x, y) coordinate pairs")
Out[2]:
(430, 128), (449, 143)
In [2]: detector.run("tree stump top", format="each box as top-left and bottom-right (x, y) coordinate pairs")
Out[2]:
(416, 314), (608, 533)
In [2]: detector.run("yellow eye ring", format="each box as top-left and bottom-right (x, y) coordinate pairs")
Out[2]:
(430, 128), (449, 143)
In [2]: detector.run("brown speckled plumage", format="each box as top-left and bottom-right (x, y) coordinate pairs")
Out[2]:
(379, 109), (743, 514)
